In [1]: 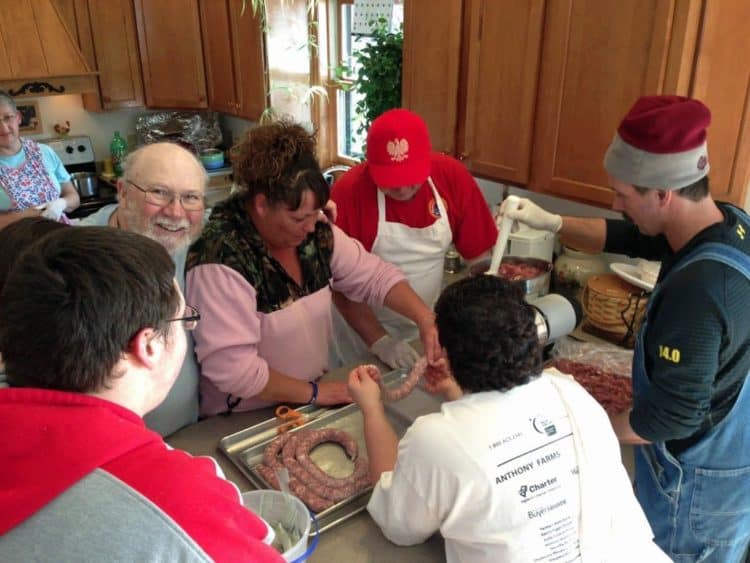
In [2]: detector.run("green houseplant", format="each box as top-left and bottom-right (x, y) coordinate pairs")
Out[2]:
(336, 18), (404, 141)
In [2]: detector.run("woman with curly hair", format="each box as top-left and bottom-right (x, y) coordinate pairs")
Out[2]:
(350, 275), (668, 562)
(186, 120), (439, 416)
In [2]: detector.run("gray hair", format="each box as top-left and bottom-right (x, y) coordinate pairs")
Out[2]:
(0, 90), (17, 111)
(121, 142), (208, 190)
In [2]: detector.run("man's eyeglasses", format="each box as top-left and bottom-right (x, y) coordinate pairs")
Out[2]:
(127, 180), (205, 211)
(168, 304), (200, 330)
(0, 113), (18, 126)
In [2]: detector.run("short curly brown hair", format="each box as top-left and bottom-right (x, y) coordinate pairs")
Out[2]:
(233, 120), (329, 210)
(435, 275), (543, 393)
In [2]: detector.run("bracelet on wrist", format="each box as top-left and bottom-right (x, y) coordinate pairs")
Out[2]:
(307, 380), (319, 405)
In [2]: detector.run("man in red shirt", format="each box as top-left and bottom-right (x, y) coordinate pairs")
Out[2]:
(331, 109), (498, 368)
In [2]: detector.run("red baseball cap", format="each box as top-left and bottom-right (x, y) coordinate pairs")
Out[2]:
(366, 108), (431, 188)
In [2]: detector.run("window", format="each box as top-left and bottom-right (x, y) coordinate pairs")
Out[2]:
(328, 0), (403, 161)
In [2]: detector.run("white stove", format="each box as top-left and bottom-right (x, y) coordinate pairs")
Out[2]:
(40, 135), (96, 168)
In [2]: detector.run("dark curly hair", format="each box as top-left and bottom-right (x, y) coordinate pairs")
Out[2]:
(435, 275), (543, 393)
(233, 120), (329, 210)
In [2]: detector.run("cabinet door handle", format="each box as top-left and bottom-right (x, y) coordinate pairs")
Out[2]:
(458, 152), (468, 161)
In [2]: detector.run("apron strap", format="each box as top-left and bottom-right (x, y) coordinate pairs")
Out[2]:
(666, 242), (750, 283)
(376, 177), (449, 228)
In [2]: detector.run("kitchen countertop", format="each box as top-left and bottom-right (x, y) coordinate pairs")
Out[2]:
(166, 356), (446, 563)
(167, 266), (635, 561)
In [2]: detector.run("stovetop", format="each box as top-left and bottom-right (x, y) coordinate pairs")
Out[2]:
(68, 181), (117, 220)
(39, 135), (96, 167)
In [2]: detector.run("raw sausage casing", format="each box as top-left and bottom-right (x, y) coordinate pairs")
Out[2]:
(256, 427), (371, 512)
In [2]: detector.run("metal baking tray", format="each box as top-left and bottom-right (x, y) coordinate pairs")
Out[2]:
(219, 368), (441, 534)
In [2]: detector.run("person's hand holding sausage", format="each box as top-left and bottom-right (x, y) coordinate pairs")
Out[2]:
(347, 365), (382, 413)
(416, 312), (442, 365)
(422, 357), (463, 401)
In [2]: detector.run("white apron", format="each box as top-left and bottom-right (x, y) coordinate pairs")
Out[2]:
(330, 177), (452, 367)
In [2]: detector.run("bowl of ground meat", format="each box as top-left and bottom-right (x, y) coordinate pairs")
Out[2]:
(470, 256), (552, 298)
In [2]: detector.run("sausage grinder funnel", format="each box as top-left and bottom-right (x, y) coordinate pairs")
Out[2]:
(527, 292), (581, 344)
(486, 195), (520, 276)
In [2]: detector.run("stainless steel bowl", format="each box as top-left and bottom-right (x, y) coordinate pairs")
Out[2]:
(469, 256), (552, 298)
(70, 172), (98, 198)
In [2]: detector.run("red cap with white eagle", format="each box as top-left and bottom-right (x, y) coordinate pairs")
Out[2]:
(366, 108), (432, 188)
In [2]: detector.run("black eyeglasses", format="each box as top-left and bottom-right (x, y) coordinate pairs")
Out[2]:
(168, 304), (200, 330)
(127, 180), (205, 211)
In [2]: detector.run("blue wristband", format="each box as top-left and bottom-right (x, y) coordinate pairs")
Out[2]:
(307, 381), (319, 405)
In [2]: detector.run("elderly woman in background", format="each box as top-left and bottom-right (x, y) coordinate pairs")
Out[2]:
(187, 120), (439, 416)
(0, 91), (79, 228)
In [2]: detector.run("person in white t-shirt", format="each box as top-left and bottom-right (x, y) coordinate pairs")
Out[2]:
(349, 275), (669, 563)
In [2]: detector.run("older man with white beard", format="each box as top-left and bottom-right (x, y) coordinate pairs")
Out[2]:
(79, 142), (207, 436)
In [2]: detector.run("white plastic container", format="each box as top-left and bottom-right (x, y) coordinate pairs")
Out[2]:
(242, 490), (317, 562)
(507, 225), (556, 262)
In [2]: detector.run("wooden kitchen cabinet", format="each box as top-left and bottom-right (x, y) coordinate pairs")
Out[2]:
(530, 0), (700, 205)
(52, 0), (144, 110)
(85, 0), (144, 110)
(459, 0), (544, 184)
(689, 0), (750, 207)
(402, 0), (545, 185)
(402, 0), (462, 156)
(402, 0), (551, 186)
(198, 0), (267, 120)
(403, 0), (750, 208)
(133, 0), (207, 108)
(82, 0), (144, 110)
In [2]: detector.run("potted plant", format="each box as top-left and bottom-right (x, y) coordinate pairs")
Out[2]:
(335, 18), (404, 153)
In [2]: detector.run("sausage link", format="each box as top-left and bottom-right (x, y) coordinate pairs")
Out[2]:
(295, 429), (368, 488)
(285, 455), (367, 502)
(263, 431), (293, 468)
(255, 463), (280, 489)
(288, 477), (334, 513)
(256, 427), (371, 511)
(381, 356), (428, 401)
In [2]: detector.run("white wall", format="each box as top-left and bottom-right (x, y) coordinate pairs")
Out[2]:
(473, 177), (638, 266)
(474, 177), (623, 220)
(23, 94), (153, 163)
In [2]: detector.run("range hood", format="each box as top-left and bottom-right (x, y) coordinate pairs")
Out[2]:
(0, 0), (97, 98)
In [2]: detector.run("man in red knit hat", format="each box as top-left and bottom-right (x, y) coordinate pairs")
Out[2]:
(330, 108), (498, 369)
(500, 95), (750, 562)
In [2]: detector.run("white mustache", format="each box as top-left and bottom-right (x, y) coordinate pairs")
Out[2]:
(154, 220), (191, 231)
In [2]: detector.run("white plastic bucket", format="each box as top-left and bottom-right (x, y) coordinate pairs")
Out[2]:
(242, 490), (318, 563)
